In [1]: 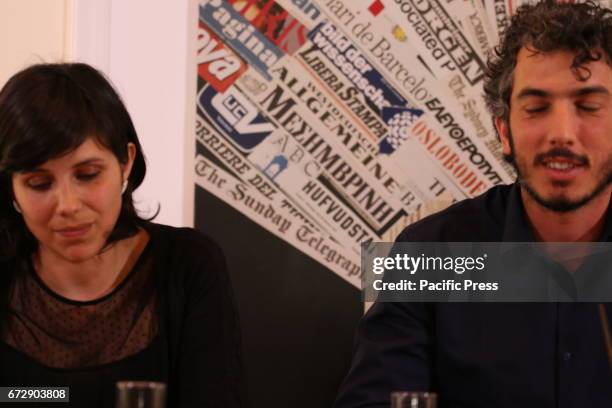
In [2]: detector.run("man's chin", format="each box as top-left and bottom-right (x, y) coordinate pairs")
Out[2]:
(530, 196), (584, 212)
(521, 181), (607, 213)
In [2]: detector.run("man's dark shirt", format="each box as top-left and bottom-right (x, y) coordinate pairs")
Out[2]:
(335, 184), (612, 408)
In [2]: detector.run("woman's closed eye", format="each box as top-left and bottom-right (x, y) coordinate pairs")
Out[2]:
(76, 171), (100, 181)
(75, 164), (104, 182)
(23, 169), (101, 191)
(25, 176), (52, 191)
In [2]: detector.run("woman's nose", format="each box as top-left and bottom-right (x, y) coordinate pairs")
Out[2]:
(55, 183), (82, 216)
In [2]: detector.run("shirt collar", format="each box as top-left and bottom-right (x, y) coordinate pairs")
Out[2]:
(502, 183), (612, 242)
(502, 183), (534, 242)
(599, 194), (612, 242)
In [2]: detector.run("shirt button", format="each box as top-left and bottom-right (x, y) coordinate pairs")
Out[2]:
(563, 352), (572, 361)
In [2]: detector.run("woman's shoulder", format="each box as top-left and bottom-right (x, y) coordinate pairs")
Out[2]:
(141, 221), (227, 280)
(143, 222), (220, 251)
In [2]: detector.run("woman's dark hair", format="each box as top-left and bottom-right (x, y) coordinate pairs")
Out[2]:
(484, 0), (612, 123)
(0, 63), (150, 260)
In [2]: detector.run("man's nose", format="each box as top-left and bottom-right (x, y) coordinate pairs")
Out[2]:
(546, 103), (579, 146)
(55, 182), (82, 216)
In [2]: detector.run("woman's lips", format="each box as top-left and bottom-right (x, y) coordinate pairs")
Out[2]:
(55, 224), (92, 238)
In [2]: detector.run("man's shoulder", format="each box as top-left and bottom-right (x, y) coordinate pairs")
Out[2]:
(396, 184), (514, 242)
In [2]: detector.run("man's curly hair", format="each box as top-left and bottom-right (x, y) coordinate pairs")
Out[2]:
(483, 0), (612, 123)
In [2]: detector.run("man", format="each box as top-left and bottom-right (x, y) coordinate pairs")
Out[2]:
(335, 1), (612, 407)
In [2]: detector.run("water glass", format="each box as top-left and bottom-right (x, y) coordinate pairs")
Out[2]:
(115, 381), (166, 408)
(391, 391), (437, 408)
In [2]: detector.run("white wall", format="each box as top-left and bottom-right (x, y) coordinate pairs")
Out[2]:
(0, 0), (73, 87)
(74, 0), (197, 227)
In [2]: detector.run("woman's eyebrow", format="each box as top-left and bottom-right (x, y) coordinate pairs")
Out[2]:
(17, 158), (106, 174)
(71, 157), (106, 168)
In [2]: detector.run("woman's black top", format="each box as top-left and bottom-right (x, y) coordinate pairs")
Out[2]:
(0, 222), (244, 407)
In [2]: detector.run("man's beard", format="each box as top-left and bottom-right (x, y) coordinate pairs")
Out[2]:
(504, 127), (612, 213)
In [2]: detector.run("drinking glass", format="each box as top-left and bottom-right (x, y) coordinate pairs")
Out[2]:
(115, 381), (166, 408)
(391, 391), (437, 408)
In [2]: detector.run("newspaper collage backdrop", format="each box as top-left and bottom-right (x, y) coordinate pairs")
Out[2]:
(194, 0), (609, 288)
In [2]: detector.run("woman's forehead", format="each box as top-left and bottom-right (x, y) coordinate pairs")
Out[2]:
(19, 138), (116, 173)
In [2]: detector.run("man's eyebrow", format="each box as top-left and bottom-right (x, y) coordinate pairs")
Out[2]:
(515, 88), (550, 100)
(571, 85), (610, 97)
(516, 86), (610, 100)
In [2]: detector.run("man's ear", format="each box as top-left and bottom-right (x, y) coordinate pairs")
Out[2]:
(122, 143), (136, 182)
(495, 117), (512, 157)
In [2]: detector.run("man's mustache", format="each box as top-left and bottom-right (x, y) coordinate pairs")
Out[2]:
(533, 147), (589, 166)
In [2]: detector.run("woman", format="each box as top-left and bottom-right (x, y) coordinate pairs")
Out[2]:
(0, 63), (244, 407)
